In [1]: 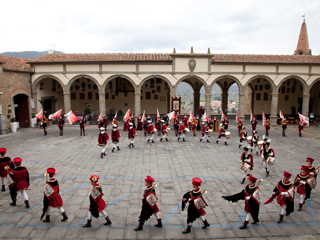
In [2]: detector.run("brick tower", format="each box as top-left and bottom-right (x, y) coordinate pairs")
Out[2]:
(294, 19), (312, 55)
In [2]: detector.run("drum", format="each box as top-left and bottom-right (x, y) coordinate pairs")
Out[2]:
(247, 136), (253, 144)
(184, 128), (190, 133)
(225, 131), (231, 139)
(166, 127), (171, 132)
(208, 129), (213, 137)
(267, 157), (275, 165)
(240, 163), (251, 172)
(258, 141), (264, 149)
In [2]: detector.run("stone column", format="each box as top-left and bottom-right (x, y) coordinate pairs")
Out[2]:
(99, 92), (106, 113)
(32, 92), (37, 112)
(238, 92), (245, 120)
(169, 91), (176, 112)
(63, 93), (71, 114)
(193, 90), (200, 115)
(270, 93), (279, 126)
(302, 94), (310, 117)
(134, 92), (141, 116)
(221, 90), (228, 116)
(205, 94), (212, 116)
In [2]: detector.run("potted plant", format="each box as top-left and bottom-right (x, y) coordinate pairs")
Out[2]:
(37, 118), (41, 126)
(295, 119), (299, 125)
(10, 118), (18, 133)
(84, 108), (91, 125)
(46, 109), (53, 125)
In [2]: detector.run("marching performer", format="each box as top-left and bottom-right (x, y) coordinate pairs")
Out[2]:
(98, 118), (104, 129)
(104, 116), (108, 130)
(156, 119), (161, 136)
(181, 178), (210, 234)
(251, 131), (260, 155)
(174, 115), (180, 137)
(178, 122), (187, 142)
(192, 118), (198, 136)
(147, 120), (156, 143)
(222, 175), (261, 229)
(183, 113), (189, 128)
(0, 148), (13, 191)
(239, 147), (253, 184)
(6, 157), (30, 208)
(134, 175), (162, 231)
(42, 115), (49, 136)
(251, 117), (257, 134)
(207, 117), (213, 130)
(200, 122), (210, 143)
(264, 171), (294, 223)
(79, 116), (86, 136)
(143, 118), (148, 136)
(128, 122), (137, 148)
(306, 157), (317, 176)
(239, 127), (248, 148)
(298, 120), (304, 137)
(261, 140), (275, 177)
(264, 118), (271, 136)
(83, 175), (112, 227)
(281, 117), (289, 137)
(137, 114), (143, 131)
(98, 127), (109, 158)
(58, 115), (64, 136)
(41, 168), (68, 222)
(160, 120), (169, 142)
(111, 124), (121, 152)
(216, 124), (227, 145)
(295, 165), (312, 211)
(237, 119), (244, 136)
(222, 117), (229, 130)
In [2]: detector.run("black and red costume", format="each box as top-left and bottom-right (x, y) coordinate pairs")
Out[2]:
(251, 119), (257, 133)
(98, 132), (109, 146)
(237, 120), (243, 136)
(79, 118), (86, 136)
(264, 120), (271, 136)
(111, 129), (120, 143)
(0, 149), (13, 191)
(58, 117), (64, 136)
(137, 116), (143, 131)
(222, 119), (229, 130)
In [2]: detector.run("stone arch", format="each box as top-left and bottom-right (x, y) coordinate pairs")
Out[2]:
(103, 74), (138, 93)
(174, 75), (209, 93)
(210, 75), (243, 93)
(308, 77), (320, 92)
(67, 75), (102, 93)
(277, 75), (308, 95)
(32, 75), (66, 93)
(11, 88), (31, 97)
(244, 75), (276, 93)
(137, 75), (173, 93)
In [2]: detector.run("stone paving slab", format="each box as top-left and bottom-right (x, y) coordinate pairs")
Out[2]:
(0, 120), (319, 239)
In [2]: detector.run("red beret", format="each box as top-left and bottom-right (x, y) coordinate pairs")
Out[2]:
(89, 174), (100, 182)
(0, 148), (6, 155)
(306, 157), (314, 163)
(301, 165), (309, 172)
(13, 157), (22, 165)
(248, 175), (258, 183)
(47, 168), (56, 175)
(283, 171), (292, 178)
(145, 175), (155, 185)
(192, 178), (202, 187)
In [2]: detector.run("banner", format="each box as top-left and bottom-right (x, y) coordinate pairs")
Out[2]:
(202, 111), (209, 122)
(65, 111), (79, 124)
(279, 110), (284, 120)
(112, 111), (118, 124)
(262, 111), (267, 127)
(188, 111), (195, 123)
(235, 110), (240, 123)
(250, 109), (254, 122)
(141, 110), (146, 122)
(167, 111), (176, 122)
(123, 109), (130, 122)
(35, 109), (43, 119)
(298, 112), (309, 126)
(97, 109), (103, 121)
(156, 108), (160, 121)
(221, 109), (226, 121)
(49, 109), (62, 120)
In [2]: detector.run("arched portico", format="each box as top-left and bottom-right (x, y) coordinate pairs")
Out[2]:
(309, 78), (320, 118)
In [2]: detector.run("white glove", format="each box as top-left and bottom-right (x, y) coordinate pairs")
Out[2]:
(281, 192), (289, 197)
(300, 181), (306, 185)
(310, 172), (314, 175)
(245, 196), (250, 200)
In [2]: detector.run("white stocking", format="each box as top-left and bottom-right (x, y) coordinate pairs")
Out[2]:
(101, 146), (107, 153)
(46, 207), (51, 215)
(21, 190), (28, 201)
(200, 216), (205, 221)
(155, 212), (161, 219)
(130, 139), (134, 144)
(101, 210), (108, 218)
(87, 211), (93, 220)
(281, 205), (286, 215)
(245, 213), (252, 222)
(59, 207), (65, 213)
(300, 195), (305, 204)
(1, 177), (5, 185)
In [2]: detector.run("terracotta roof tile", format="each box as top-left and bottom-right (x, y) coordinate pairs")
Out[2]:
(0, 55), (32, 72)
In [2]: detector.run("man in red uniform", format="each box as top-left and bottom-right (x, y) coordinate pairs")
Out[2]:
(128, 122), (137, 148)
(41, 168), (68, 222)
(0, 148), (13, 191)
(181, 178), (210, 234)
(7, 157), (30, 208)
(251, 117), (257, 134)
(298, 120), (304, 137)
(200, 122), (209, 142)
(83, 175), (112, 227)
(98, 127), (109, 158)
(103, 116), (108, 130)
(264, 118), (271, 136)
(216, 124), (227, 145)
(306, 157), (317, 175)
(58, 115), (64, 136)
(239, 147), (253, 184)
(222, 117), (229, 130)
(147, 120), (155, 143)
(265, 171), (294, 223)
(178, 122), (187, 142)
(295, 165), (312, 211)
(111, 124), (121, 152)
(237, 119), (243, 136)
(79, 116), (86, 136)
(223, 175), (260, 229)
(134, 175), (162, 231)
(160, 120), (169, 142)
(261, 141), (275, 177)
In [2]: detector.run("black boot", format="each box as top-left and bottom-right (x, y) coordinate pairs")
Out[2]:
(25, 200), (30, 208)
(61, 212), (68, 222)
(104, 216), (112, 225)
(252, 219), (259, 224)
(225, 142), (228, 145)
(152, 140), (155, 143)
(101, 153), (103, 158)
(298, 204), (303, 211)
(207, 140), (210, 143)
(241, 178), (245, 184)
(9, 200), (16, 206)
(1, 185), (5, 191)
(166, 138), (169, 141)
(183, 138), (186, 142)
(80, 132), (82, 136)
(45, 131), (47, 135)
(202, 219), (210, 229)
(112, 148), (115, 153)
(128, 144), (132, 149)
(42, 215), (50, 222)
(216, 140), (219, 144)
(144, 133), (147, 136)
(83, 219), (92, 227)
(61, 131), (63, 136)
(160, 138), (163, 142)
(182, 226), (191, 234)
(177, 137), (180, 141)
(134, 222), (144, 231)
(239, 144), (241, 148)
(200, 139), (203, 142)
(154, 219), (162, 228)
(132, 144), (135, 147)
(266, 171), (269, 177)
(147, 139), (150, 143)
(104, 152), (106, 156)
(239, 220), (248, 229)
(83, 132), (85, 136)
(194, 134), (196, 136)
(277, 214), (284, 223)
(117, 146), (121, 151)
(299, 133), (302, 137)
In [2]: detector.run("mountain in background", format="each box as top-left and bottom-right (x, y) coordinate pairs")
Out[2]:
(0, 51), (64, 59)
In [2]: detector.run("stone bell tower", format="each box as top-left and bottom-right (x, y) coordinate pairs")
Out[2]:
(294, 19), (312, 55)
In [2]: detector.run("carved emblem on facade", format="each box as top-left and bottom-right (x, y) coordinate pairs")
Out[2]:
(188, 59), (196, 72)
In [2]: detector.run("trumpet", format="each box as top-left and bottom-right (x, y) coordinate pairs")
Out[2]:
(202, 189), (207, 194)
(5, 166), (9, 170)
(45, 173), (49, 181)
(256, 179), (263, 187)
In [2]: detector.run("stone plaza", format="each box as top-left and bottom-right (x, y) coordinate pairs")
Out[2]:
(0, 121), (319, 240)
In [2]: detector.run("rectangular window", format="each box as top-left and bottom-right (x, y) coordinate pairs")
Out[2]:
(96, 93), (99, 100)
(71, 92), (76, 100)
(80, 93), (85, 100)
(263, 92), (268, 101)
(256, 93), (261, 101)
(88, 92), (92, 100)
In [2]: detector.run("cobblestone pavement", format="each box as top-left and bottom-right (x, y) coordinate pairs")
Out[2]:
(0, 120), (320, 240)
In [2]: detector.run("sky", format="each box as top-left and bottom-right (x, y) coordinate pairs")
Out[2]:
(1, 0), (320, 55)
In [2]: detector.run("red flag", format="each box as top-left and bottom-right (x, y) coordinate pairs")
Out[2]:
(123, 109), (130, 122)
(35, 109), (43, 119)
(167, 111), (176, 122)
(250, 109), (254, 122)
(141, 110), (146, 122)
(202, 112), (209, 122)
(65, 111), (79, 124)
(97, 109), (103, 121)
(221, 109), (226, 121)
(188, 111), (195, 122)
(262, 111), (267, 127)
(112, 111), (118, 124)
(298, 112), (309, 126)
(235, 110), (240, 123)
(49, 109), (62, 120)
(279, 110), (284, 120)
(157, 108), (160, 121)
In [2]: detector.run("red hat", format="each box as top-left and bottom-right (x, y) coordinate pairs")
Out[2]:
(0, 148), (6, 155)
(301, 165), (309, 172)
(192, 178), (202, 187)
(248, 175), (258, 183)
(145, 175), (155, 185)
(47, 168), (56, 176)
(283, 171), (292, 178)
(89, 175), (100, 182)
(13, 157), (22, 165)
(306, 157), (314, 163)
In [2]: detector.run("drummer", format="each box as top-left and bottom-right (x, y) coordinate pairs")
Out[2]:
(216, 125), (228, 145)
(261, 140), (275, 177)
(239, 127), (248, 149)
(239, 147), (253, 184)
(251, 131), (260, 156)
